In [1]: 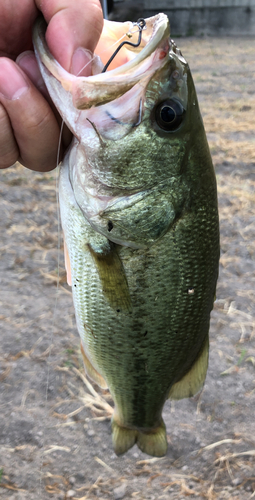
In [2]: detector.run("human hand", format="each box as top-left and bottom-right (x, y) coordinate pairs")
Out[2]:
(0, 0), (103, 171)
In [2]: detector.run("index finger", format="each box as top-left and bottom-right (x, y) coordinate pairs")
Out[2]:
(35, 0), (103, 72)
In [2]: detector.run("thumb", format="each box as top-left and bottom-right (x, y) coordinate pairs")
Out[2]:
(35, 0), (104, 75)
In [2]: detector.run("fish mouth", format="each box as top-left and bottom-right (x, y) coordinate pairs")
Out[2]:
(33, 14), (170, 109)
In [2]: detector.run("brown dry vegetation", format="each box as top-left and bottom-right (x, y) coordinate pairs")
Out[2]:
(0, 37), (255, 499)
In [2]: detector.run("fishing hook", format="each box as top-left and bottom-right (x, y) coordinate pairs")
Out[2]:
(102, 18), (146, 73)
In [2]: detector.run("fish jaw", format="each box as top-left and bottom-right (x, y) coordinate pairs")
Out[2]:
(33, 14), (170, 110)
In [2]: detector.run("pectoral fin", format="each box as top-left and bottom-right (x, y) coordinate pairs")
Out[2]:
(88, 243), (132, 313)
(169, 335), (209, 400)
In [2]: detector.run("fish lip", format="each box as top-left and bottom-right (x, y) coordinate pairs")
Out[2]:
(33, 14), (171, 108)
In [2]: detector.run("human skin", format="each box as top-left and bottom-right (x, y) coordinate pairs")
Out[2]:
(0, 0), (103, 171)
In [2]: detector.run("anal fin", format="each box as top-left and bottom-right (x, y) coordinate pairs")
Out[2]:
(169, 335), (209, 400)
(80, 342), (108, 389)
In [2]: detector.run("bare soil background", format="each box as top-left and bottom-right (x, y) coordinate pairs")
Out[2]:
(0, 36), (255, 500)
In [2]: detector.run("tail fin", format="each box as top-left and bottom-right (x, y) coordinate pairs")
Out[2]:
(111, 418), (137, 456)
(137, 419), (167, 457)
(111, 417), (167, 457)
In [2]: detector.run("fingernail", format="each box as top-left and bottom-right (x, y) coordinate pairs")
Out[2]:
(0, 59), (29, 100)
(71, 48), (92, 77)
(17, 51), (45, 90)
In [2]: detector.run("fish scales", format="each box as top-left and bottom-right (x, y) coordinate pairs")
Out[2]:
(33, 13), (220, 457)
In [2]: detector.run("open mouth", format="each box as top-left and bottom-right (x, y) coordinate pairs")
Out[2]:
(33, 14), (170, 109)
(94, 16), (169, 73)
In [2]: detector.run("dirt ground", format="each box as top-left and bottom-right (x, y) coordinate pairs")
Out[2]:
(0, 36), (255, 500)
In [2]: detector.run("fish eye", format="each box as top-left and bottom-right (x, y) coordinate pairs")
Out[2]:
(155, 99), (185, 131)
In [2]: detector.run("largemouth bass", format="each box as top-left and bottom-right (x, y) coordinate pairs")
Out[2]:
(33, 13), (219, 457)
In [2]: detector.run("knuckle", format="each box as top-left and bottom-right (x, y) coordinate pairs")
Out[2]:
(0, 151), (19, 169)
(24, 106), (53, 134)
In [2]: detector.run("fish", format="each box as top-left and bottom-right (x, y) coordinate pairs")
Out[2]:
(33, 13), (220, 457)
